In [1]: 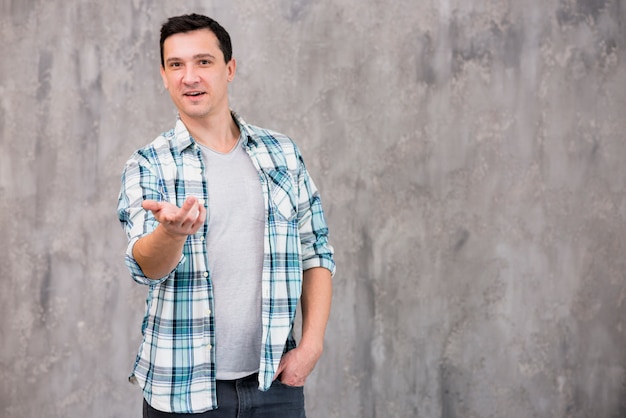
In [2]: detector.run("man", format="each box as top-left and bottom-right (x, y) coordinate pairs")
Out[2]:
(117, 13), (335, 417)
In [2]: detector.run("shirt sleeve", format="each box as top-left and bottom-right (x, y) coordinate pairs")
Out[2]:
(117, 151), (183, 285)
(295, 150), (336, 276)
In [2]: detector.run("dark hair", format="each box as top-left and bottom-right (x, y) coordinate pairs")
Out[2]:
(160, 13), (232, 67)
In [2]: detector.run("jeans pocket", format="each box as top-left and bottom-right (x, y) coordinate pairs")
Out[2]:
(274, 378), (305, 390)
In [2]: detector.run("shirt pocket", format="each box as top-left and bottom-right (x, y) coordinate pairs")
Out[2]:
(265, 168), (297, 222)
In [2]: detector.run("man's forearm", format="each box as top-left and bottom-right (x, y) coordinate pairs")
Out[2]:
(133, 224), (187, 280)
(132, 197), (206, 280)
(299, 267), (333, 354)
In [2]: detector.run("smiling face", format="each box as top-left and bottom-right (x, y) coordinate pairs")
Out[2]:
(160, 28), (236, 122)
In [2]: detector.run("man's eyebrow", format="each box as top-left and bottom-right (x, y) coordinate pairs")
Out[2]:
(194, 53), (216, 60)
(165, 53), (216, 64)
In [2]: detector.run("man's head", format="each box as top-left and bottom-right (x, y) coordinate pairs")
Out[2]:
(160, 14), (232, 67)
(159, 14), (236, 123)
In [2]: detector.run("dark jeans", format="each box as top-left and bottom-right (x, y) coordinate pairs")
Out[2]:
(143, 374), (305, 418)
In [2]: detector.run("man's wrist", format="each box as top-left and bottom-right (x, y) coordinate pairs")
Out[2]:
(298, 337), (324, 359)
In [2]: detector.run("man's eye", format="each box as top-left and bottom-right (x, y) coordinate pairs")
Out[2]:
(170, 62), (181, 68)
(200, 60), (210, 65)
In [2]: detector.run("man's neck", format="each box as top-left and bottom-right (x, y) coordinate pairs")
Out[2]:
(181, 109), (240, 153)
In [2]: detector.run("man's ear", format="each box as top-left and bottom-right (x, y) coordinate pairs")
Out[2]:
(227, 58), (236, 82)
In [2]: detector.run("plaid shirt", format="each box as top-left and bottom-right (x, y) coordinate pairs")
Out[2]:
(117, 111), (335, 413)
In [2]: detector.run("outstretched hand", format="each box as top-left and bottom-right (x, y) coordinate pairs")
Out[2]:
(143, 196), (206, 236)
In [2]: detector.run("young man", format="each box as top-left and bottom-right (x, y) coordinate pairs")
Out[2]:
(117, 14), (335, 417)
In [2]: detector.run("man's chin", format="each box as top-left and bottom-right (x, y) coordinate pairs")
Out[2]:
(180, 108), (211, 120)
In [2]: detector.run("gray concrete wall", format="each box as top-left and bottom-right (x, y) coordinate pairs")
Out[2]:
(1, 0), (625, 417)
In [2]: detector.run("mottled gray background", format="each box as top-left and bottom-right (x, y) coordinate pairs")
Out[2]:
(1, 0), (625, 417)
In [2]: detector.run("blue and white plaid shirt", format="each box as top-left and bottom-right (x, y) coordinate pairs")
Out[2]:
(117, 111), (335, 414)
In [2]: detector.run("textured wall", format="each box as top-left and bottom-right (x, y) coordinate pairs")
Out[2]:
(1, 0), (626, 417)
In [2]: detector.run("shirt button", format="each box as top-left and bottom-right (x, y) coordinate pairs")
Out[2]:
(206, 309), (211, 315)
(203, 272), (209, 277)
(198, 198), (205, 205)
(200, 236), (205, 241)
(207, 344), (212, 350)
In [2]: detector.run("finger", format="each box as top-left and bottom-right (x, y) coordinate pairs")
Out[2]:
(182, 196), (198, 210)
(194, 201), (207, 223)
(189, 201), (201, 220)
(187, 205), (205, 231)
(177, 196), (199, 220)
(277, 369), (305, 387)
(142, 199), (160, 211)
(165, 197), (196, 226)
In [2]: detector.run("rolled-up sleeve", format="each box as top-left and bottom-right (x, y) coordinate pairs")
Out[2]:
(296, 154), (336, 276)
(117, 152), (182, 285)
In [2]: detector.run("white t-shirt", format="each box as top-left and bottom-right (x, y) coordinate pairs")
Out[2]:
(199, 135), (265, 380)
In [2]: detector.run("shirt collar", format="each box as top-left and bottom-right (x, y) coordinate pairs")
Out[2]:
(171, 110), (259, 154)
(173, 117), (194, 153)
(231, 110), (259, 148)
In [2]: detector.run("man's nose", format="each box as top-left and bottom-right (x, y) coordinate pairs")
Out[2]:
(183, 66), (200, 84)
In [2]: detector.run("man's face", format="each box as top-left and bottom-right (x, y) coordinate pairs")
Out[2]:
(160, 29), (235, 121)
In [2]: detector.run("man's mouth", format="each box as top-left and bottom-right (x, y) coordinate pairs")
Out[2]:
(184, 91), (205, 97)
